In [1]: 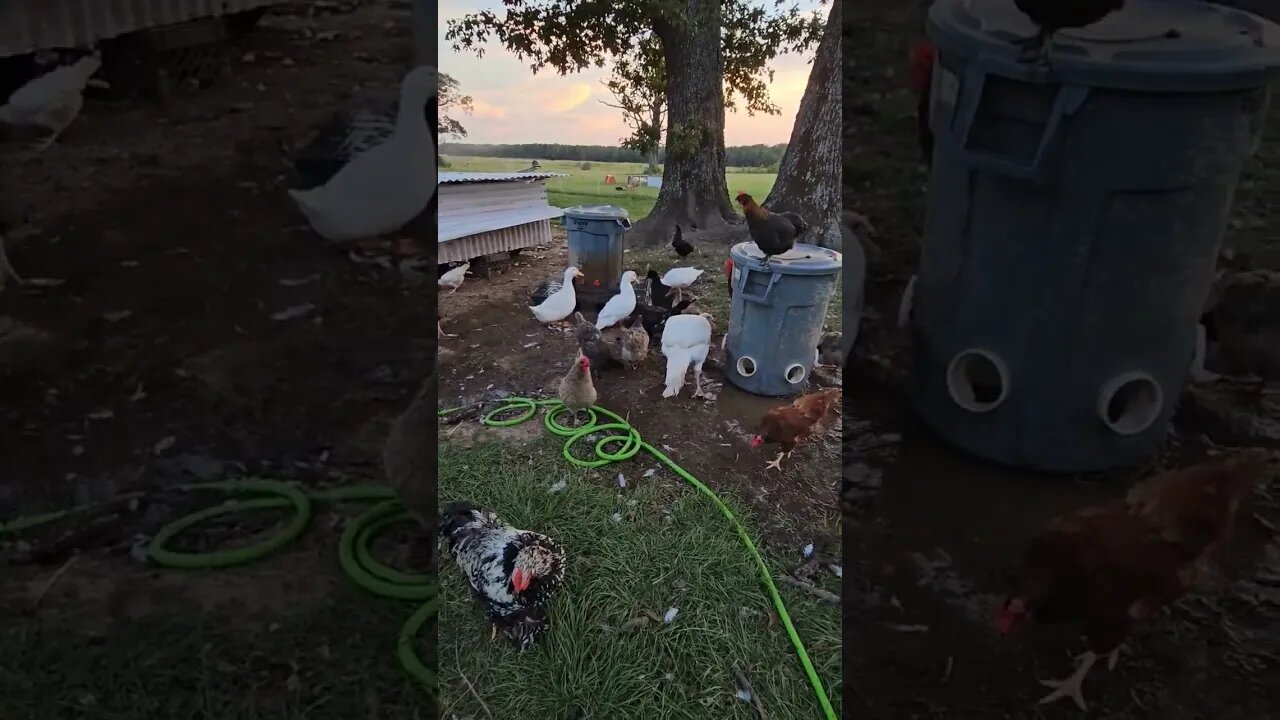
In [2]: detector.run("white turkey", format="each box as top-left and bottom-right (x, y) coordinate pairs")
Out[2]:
(661, 313), (713, 399)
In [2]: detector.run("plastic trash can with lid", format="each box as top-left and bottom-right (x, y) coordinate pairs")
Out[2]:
(563, 205), (631, 306)
(908, 0), (1280, 472)
(724, 242), (843, 397)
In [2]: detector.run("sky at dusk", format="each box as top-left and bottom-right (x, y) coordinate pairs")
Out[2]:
(439, 0), (827, 147)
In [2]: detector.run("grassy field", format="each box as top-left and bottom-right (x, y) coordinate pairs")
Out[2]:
(438, 440), (841, 720)
(441, 156), (778, 221)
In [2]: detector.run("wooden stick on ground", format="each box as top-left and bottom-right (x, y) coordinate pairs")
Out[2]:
(778, 574), (840, 604)
(455, 644), (495, 720)
(732, 664), (769, 720)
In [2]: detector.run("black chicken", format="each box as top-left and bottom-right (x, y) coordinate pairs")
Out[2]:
(626, 296), (694, 339)
(1013, 0), (1125, 63)
(735, 192), (807, 265)
(646, 269), (677, 311)
(671, 225), (694, 257)
(573, 312), (623, 373)
(440, 501), (567, 650)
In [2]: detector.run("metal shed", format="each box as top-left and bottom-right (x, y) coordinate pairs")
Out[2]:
(0, 0), (286, 58)
(437, 171), (567, 265)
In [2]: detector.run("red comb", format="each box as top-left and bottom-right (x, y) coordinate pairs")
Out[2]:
(907, 39), (937, 94)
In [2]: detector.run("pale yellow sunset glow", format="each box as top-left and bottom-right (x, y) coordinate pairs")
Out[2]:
(439, 0), (825, 146)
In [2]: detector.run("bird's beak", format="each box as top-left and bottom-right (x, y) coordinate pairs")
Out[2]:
(512, 568), (530, 593)
(574, 270), (585, 278)
(750, 435), (763, 448)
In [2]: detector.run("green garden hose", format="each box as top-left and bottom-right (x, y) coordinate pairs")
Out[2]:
(471, 397), (838, 720)
(1, 479), (437, 693)
(3, 400), (835, 716)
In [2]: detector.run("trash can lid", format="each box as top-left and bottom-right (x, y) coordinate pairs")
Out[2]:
(563, 205), (631, 220)
(928, 0), (1280, 92)
(730, 242), (843, 276)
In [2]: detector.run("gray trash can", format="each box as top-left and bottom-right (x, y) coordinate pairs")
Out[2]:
(725, 242), (843, 397)
(910, 0), (1280, 472)
(563, 205), (630, 306)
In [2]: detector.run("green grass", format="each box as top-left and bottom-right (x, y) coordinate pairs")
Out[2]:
(438, 440), (841, 720)
(1226, 103), (1280, 269)
(442, 155), (777, 221)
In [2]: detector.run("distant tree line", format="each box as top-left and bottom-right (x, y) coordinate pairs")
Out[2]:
(438, 142), (788, 169)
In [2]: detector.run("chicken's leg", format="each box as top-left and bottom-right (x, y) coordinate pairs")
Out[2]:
(1015, 28), (1052, 64)
(765, 452), (787, 472)
(1038, 651), (1099, 711)
(30, 130), (60, 153)
(691, 363), (706, 398)
(438, 321), (456, 339)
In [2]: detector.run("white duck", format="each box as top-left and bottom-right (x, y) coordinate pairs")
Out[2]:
(660, 267), (704, 290)
(0, 53), (106, 151)
(530, 267), (584, 326)
(438, 262), (469, 294)
(595, 271), (638, 330)
(289, 65), (437, 242)
(661, 313), (713, 399)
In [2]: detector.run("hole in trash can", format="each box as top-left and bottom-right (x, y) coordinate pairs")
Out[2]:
(736, 356), (757, 377)
(945, 349), (1009, 413)
(784, 363), (806, 385)
(1097, 372), (1163, 436)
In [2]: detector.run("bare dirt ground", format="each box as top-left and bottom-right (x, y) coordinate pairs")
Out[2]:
(843, 2), (1280, 719)
(1, 3), (435, 718)
(438, 231), (844, 550)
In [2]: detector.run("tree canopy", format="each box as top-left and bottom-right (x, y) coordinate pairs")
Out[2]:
(438, 72), (473, 139)
(446, 0), (825, 239)
(447, 0), (822, 110)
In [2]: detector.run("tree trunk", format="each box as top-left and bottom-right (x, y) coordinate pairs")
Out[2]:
(629, 0), (736, 245)
(764, 1), (841, 251)
(645, 100), (662, 174)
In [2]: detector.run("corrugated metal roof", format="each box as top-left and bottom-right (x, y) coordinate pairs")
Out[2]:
(0, 0), (288, 58)
(438, 171), (568, 184)
(439, 220), (554, 264)
(439, 206), (564, 242)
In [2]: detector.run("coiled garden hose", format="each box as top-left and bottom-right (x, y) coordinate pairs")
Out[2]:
(1, 480), (438, 694)
(450, 397), (838, 720)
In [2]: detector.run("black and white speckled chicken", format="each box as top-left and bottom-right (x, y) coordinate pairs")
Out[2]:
(439, 501), (567, 650)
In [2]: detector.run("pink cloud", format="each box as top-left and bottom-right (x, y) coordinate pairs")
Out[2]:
(441, 2), (823, 146)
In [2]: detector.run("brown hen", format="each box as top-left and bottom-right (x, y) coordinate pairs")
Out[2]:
(750, 388), (841, 471)
(996, 451), (1273, 711)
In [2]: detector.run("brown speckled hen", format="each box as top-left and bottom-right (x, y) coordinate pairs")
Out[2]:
(750, 388), (841, 471)
(558, 353), (597, 423)
(383, 376), (434, 522)
(996, 450), (1273, 711)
